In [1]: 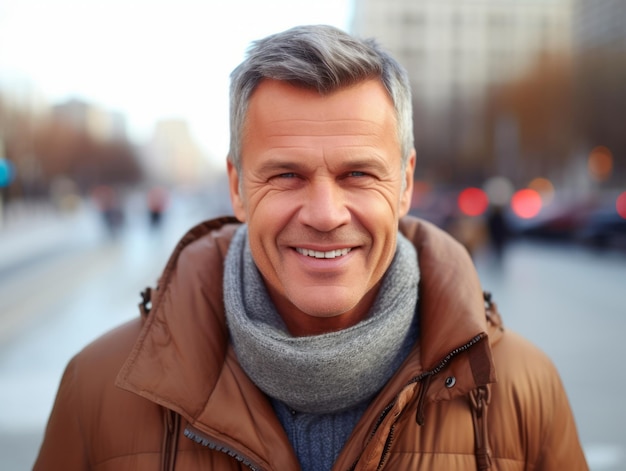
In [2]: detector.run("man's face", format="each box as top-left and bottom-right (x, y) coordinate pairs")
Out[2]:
(228, 79), (415, 335)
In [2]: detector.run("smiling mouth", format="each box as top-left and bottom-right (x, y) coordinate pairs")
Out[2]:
(295, 247), (352, 259)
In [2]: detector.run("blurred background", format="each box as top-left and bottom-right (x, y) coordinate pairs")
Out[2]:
(0, 0), (624, 469)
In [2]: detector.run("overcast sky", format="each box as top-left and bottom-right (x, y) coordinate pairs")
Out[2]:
(0, 0), (353, 164)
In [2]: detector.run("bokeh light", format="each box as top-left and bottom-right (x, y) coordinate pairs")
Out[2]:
(458, 187), (489, 216)
(528, 177), (555, 205)
(0, 158), (15, 187)
(588, 146), (614, 182)
(483, 176), (514, 207)
(617, 192), (626, 219)
(511, 188), (542, 219)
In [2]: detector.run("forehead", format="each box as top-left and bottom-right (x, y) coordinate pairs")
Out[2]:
(241, 79), (399, 155)
(246, 78), (395, 122)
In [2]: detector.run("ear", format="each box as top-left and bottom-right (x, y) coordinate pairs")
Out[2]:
(399, 149), (416, 217)
(227, 159), (247, 222)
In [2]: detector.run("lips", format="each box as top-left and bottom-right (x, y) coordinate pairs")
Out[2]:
(295, 247), (351, 259)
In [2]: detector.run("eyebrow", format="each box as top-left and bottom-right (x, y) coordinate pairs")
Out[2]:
(334, 156), (390, 172)
(257, 157), (309, 175)
(257, 153), (392, 176)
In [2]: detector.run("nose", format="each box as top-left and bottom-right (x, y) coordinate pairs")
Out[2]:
(298, 178), (350, 232)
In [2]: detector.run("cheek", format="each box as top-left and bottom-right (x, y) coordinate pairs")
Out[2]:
(245, 197), (291, 257)
(350, 189), (402, 224)
(246, 227), (285, 293)
(353, 196), (400, 258)
(248, 191), (297, 225)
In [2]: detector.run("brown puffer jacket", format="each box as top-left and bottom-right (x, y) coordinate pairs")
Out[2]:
(34, 216), (588, 470)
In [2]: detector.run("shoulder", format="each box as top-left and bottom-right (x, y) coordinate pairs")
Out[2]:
(486, 327), (587, 467)
(484, 296), (561, 389)
(484, 297), (572, 426)
(492, 327), (562, 385)
(489, 326), (573, 432)
(38, 319), (171, 469)
(66, 318), (144, 396)
(61, 317), (165, 435)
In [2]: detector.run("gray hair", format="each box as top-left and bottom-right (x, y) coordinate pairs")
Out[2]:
(228, 24), (414, 172)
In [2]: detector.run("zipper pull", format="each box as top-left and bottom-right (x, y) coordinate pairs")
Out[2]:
(470, 385), (492, 470)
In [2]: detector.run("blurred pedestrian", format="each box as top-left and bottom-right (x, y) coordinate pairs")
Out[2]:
(146, 186), (169, 229)
(91, 184), (124, 238)
(34, 25), (588, 470)
(487, 204), (511, 260)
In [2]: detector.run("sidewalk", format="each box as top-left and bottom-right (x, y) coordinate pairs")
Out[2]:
(0, 201), (108, 347)
(0, 202), (102, 277)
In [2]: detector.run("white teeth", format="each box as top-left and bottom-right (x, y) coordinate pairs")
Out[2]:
(296, 247), (351, 259)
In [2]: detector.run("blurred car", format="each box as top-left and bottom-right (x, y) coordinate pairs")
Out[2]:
(576, 207), (626, 250)
(509, 197), (597, 241)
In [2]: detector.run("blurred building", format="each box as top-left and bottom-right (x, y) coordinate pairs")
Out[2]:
(52, 99), (127, 142)
(569, 0), (626, 188)
(351, 0), (573, 185)
(142, 118), (213, 188)
(353, 0), (571, 109)
(571, 0), (626, 52)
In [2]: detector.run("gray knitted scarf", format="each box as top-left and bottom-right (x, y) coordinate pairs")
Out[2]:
(224, 225), (419, 414)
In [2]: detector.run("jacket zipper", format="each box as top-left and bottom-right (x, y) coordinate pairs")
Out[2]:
(376, 424), (396, 470)
(347, 332), (487, 470)
(186, 333), (487, 471)
(183, 426), (264, 471)
(414, 333), (486, 380)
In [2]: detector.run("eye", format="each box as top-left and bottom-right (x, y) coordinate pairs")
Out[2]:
(268, 171), (303, 189)
(341, 170), (377, 187)
(347, 171), (367, 178)
(346, 170), (376, 180)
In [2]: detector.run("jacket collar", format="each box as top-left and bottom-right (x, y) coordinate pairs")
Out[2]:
(400, 217), (494, 374)
(116, 215), (496, 465)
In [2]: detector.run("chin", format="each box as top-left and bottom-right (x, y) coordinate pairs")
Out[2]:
(297, 299), (358, 319)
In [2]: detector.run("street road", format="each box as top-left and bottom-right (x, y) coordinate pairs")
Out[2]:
(0, 200), (624, 470)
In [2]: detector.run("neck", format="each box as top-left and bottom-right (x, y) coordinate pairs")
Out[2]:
(270, 284), (380, 336)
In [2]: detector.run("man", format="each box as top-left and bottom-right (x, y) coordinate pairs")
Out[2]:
(34, 25), (588, 470)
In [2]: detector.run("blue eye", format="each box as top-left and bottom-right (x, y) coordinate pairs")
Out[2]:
(348, 171), (367, 177)
(278, 172), (297, 178)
